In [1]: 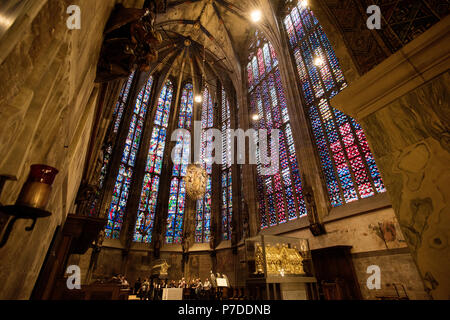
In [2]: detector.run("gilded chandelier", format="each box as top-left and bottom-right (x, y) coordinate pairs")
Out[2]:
(184, 163), (207, 200)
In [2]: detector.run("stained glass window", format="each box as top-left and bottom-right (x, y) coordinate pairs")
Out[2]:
(89, 72), (136, 216)
(105, 76), (154, 239)
(166, 83), (194, 244)
(248, 35), (307, 230)
(195, 87), (214, 243)
(133, 80), (174, 243)
(221, 86), (233, 240)
(114, 71), (136, 133)
(284, 2), (386, 207)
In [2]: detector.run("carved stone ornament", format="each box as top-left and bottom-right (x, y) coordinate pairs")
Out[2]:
(184, 163), (207, 200)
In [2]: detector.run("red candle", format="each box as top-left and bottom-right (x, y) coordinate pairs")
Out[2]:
(16, 165), (59, 210)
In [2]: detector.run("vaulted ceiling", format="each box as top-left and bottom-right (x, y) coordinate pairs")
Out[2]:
(148, 0), (278, 94)
(156, 0), (254, 73)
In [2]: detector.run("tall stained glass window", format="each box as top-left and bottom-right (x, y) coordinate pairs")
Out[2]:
(247, 32), (307, 230)
(221, 86), (233, 240)
(133, 80), (174, 243)
(90, 72), (135, 216)
(165, 83), (194, 244)
(284, 2), (386, 207)
(195, 87), (214, 243)
(106, 76), (154, 239)
(113, 71), (136, 133)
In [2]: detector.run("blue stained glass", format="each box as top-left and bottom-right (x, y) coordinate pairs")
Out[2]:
(106, 77), (154, 239)
(270, 69), (287, 124)
(284, 15), (297, 47)
(257, 48), (265, 77)
(247, 63), (254, 90)
(221, 87), (233, 240)
(285, 4), (385, 206)
(133, 81), (173, 243)
(248, 39), (308, 229)
(291, 6), (305, 41)
(165, 84), (194, 244)
(114, 71), (135, 133)
(252, 56), (259, 85)
(309, 105), (342, 207)
(298, 4), (312, 29)
(196, 87), (215, 243)
(261, 80), (273, 128)
(263, 43), (272, 73)
(267, 193), (276, 226)
(269, 42), (278, 67)
(285, 5), (386, 207)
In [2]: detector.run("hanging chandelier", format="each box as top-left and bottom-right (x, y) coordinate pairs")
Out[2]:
(184, 163), (207, 200)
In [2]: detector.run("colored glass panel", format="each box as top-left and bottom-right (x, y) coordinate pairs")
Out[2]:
(285, 3), (386, 207)
(133, 80), (174, 243)
(106, 76), (154, 240)
(248, 38), (307, 229)
(166, 84), (194, 244)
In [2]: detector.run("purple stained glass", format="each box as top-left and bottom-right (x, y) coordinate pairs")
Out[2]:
(285, 5), (386, 207)
(247, 39), (308, 229)
(257, 47), (265, 77)
(284, 15), (297, 47)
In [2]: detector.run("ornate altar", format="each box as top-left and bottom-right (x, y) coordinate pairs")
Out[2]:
(245, 235), (318, 300)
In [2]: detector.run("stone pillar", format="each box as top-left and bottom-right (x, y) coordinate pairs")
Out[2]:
(331, 17), (450, 299)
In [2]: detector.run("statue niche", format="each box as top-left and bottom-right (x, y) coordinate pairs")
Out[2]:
(302, 175), (326, 236)
(95, 3), (162, 83)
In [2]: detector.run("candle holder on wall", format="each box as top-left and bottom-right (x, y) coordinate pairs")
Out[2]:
(0, 165), (59, 248)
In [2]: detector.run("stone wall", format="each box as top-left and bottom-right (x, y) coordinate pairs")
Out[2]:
(353, 251), (430, 300)
(331, 17), (450, 299)
(360, 71), (450, 299)
(0, 0), (117, 299)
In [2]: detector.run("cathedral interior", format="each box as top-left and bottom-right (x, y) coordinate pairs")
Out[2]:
(0, 0), (449, 301)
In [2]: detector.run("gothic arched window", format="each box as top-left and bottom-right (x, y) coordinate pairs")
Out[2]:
(106, 76), (154, 240)
(113, 71), (136, 134)
(165, 83), (194, 244)
(90, 71), (136, 216)
(247, 32), (307, 230)
(195, 87), (214, 243)
(133, 80), (174, 243)
(283, 2), (386, 207)
(221, 86), (233, 240)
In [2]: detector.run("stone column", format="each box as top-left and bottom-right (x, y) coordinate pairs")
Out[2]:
(331, 17), (450, 299)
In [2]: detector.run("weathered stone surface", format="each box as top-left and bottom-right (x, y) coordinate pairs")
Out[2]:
(361, 71), (450, 299)
(353, 252), (430, 300)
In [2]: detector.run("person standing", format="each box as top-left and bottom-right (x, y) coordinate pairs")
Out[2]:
(138, 278), (150, 300)
(134, 277), (142, 295)
(203, 278), (211, 300)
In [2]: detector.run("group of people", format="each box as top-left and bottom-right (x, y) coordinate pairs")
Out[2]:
(133, 276), (223, 300)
